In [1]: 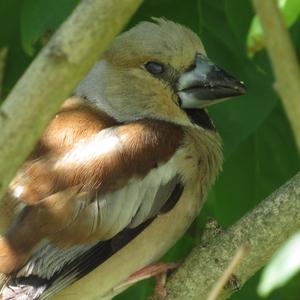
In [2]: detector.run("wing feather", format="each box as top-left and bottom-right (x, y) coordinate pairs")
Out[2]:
(0, 101), (185, 299)
(1, 146), (183, 300)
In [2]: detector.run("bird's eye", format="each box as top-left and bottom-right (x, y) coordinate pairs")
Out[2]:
(145, 61), (164, 75)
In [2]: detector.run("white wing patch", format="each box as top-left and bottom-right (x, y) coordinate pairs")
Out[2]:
(54, 129), (127, 168)
(13, 185), (24, 198)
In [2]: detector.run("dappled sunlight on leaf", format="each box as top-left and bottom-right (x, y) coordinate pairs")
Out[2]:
(247, 0), (300, 57)
(258, 232), (300, 297)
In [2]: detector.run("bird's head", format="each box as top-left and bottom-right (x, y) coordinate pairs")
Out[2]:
(76, 18), (246, 125)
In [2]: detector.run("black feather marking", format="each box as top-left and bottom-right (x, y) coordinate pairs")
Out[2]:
(40, 220), (152, 299)
(185, 108), (215, 131)
(159, 183), (183, 214)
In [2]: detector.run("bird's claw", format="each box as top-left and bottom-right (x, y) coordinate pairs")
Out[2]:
(114, 262), (180, 300)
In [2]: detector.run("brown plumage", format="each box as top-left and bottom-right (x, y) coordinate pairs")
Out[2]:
(0, 97), (184, 274)
(0, 18), (245, 299)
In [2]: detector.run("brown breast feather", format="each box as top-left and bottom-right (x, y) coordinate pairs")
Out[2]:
(0, 97), (184, 274)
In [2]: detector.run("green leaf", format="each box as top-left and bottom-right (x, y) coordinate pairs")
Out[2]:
(0, 0), (31, 96)
(20, 0), (79, 55)
(114, 279), (155, 300)
(281, 0), (300, 27)
(207, 102), (299, 227)
(224, 0), (253, 44)
(206, 101), (299, 300)
(128, 0), (200, 33)
(258, 232), (300, 297)
(247, 0), (300, 57)
(198, 0), (277, 157)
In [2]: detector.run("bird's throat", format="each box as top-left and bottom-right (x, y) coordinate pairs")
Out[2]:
(184, 108), (215, 131)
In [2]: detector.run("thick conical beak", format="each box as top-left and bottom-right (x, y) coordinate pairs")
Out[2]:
(177, 54), (246, 109)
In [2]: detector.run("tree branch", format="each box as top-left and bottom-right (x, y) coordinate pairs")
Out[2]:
(164, 171), (300, 299)
(0, 0), (142, 201)
(251, 0), (300, 152)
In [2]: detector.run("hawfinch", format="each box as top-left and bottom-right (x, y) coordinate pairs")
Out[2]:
(0, 19), (245, 299)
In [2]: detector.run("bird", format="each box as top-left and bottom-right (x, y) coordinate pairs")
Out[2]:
(0, 18), (246, 299)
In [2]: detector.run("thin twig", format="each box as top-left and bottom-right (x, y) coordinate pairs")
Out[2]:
(251, 0), (300, 152)
(207, 245), (249, 300)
